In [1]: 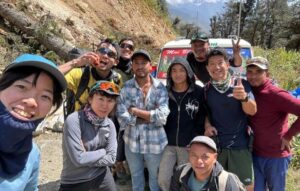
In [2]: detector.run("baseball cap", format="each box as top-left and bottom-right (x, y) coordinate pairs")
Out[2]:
(190, 32), (209, 43)
(131, 49), (151, 62)
(4, 54), (67, 92)
(89, 80), (120, 96)
(246, 56), (269, 70)
(188, 136), (217, 153)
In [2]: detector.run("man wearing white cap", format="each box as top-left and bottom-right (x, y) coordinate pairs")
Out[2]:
(170, 136), (245, 191)
(246, 57), (300, 191)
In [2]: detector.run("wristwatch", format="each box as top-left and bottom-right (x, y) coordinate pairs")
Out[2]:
(241, 94), (249, 102)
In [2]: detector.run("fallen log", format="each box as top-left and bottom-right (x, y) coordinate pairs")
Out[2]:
(0, 2), (74, 60)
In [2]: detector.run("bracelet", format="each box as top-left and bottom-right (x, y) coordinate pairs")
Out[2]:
(241, 94), (249, 102)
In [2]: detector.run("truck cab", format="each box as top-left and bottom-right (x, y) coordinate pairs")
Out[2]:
(155, 37), (253, 86)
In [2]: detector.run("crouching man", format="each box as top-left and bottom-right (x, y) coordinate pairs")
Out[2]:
(170, 136), (245, 191)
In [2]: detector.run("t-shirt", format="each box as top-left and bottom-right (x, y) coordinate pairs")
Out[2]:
(188, 172), (208, 191)
(205, 79), (254, 149)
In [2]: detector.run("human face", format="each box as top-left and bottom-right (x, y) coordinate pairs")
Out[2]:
(189, 143), (217, 180)
(191, 41), (209, 60)
(88, 93), (116, 118)
(246, 66), (268, 87)
(0, 72), (54, 121)
(120, 40), (134, 60)
(96, 43), (118, 71)
(170, 63), (188, 86)
(132, 55), (151, 78)
(206, 55), (229, 81)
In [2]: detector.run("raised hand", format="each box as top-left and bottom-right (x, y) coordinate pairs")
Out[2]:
(232, 37), (241, 55)
(76, 52), (100, 67)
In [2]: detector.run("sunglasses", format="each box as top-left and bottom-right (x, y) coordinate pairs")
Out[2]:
(120, 43), (134, 51)
(97, 48), (117, 59)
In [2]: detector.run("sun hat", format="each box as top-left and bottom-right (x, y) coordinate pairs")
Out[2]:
(89, 80), (120, 96)
(4, 54), (67, 91)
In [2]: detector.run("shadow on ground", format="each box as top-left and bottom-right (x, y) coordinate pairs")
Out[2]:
(38, 180), (60, 191)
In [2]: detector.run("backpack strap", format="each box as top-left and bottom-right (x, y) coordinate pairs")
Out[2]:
(75, 67), (90, 106)
(218, 170), (229, 191)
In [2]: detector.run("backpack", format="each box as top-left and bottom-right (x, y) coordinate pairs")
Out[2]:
(63, 66), (90, 119)
(218, 170), (246, 191)
(63, 67), (121, 119)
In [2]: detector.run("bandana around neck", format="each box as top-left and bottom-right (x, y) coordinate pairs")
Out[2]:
(211, 73), (231, 94)
(83, 104), (105, 128)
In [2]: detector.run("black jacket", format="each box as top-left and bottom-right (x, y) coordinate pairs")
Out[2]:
(170, 162), (245, 191)
(165, 58), (206, 147)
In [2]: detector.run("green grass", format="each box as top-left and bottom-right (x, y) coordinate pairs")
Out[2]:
(253, 47), (300, 90)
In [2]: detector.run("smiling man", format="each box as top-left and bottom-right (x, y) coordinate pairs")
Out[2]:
(186, 32), (242, 84)
(59, 38), (123, 112)
(204, 49), (256, 191)
(170, 136), (245, 191)
(246, 57), (300, 191)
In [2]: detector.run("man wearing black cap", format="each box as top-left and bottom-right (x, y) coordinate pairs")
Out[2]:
(246, 57), (300, 191)
(116, 50), (169, 191)
(186, 32), (242, 84)
(170, 136), (245, 191)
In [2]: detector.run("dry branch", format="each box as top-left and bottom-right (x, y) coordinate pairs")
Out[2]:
(0, 2), (74, 60)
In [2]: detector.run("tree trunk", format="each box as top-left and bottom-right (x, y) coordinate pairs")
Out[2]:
(0, 2), (74, 60)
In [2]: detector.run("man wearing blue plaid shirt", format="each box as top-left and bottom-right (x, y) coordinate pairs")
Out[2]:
(116, 50), (170, 191)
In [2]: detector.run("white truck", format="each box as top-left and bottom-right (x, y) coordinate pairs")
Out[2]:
(154, 37), (253, 86)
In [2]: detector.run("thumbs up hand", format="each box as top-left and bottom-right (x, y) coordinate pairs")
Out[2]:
(232, 78), (247, 101)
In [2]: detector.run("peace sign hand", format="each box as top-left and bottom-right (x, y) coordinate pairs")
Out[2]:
(232, 37), (241, 55)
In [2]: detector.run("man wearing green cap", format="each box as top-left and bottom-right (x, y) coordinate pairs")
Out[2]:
(187, 32), (242, 84)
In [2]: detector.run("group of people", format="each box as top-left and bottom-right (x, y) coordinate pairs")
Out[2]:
(0, 32), (299, 191)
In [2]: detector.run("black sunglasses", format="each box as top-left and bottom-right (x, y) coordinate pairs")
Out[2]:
(120, 43), (134, 51)
(97, 48), (117, 59)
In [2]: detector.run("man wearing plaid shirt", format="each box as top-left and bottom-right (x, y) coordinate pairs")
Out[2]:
(116, 50), (170, 191)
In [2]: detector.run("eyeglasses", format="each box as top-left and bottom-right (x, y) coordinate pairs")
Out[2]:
(120, 43), (134, 51)
(97, 48), (117, 59)
(90, 81), (120, 95)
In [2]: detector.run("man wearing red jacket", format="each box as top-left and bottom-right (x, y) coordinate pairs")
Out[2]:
(246, 57), (300, 191)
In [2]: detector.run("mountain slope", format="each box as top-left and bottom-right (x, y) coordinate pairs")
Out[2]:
(0, 0), (175, 65)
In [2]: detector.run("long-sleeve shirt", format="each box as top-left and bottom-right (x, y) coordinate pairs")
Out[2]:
(60, 111), (117, 184)
(116, 76), (170, 154)
(249, 79), (300, 158)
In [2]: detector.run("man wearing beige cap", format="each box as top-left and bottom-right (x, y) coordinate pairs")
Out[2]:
(170, 136), (245, 191)
(246, 57), (300, 191)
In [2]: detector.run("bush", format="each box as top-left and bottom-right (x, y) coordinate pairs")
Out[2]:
(253, 47), (300, 90)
